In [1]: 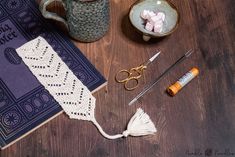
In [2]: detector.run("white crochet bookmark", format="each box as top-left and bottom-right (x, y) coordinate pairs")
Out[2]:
(16, 36), (157, 139)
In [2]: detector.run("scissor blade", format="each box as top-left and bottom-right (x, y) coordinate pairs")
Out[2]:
(149, 51), (161, 62)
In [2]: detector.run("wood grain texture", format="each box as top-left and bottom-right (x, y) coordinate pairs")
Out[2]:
(1, 0), (235, 157)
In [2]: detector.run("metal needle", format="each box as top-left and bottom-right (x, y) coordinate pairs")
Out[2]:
(128, 49), (193, 106)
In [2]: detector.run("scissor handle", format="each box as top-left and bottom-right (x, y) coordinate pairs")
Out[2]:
(124, 77), (139, 91)
(115, 70), (132, 83)
(128, 65), (146, 78)
(115, 65), (145, 82)
(115, 65), (147, 90)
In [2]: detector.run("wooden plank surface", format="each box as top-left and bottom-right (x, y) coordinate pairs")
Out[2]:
(1, 0), (235, 156)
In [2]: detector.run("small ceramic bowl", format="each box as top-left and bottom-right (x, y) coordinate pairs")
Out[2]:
(129, 0), (179, 41)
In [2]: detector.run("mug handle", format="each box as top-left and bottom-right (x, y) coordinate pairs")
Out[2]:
(39, 0), (69, 30)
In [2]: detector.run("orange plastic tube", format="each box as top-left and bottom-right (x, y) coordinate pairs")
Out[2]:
(167, 67), (199, 96)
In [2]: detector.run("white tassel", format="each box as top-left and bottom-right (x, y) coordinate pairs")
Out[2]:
(92, 108), (157, 139)
(122, 108), (157, 137)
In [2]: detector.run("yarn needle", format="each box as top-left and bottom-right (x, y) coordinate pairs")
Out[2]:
(128, 49), (194, 106)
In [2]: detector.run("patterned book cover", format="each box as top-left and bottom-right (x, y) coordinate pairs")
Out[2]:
(0, 0), (106, 149)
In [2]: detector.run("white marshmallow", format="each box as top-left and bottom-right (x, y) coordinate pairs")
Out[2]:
(140, 10), (149, 19)
(156, 12), (166, 21)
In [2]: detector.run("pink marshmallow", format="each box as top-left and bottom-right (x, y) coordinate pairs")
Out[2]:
(140, 10), (165, 33)
(141, 10), (156, 19)
(148, 11), (156, 17)
(154, 21), (163, 33)
(145, 22), (154, 31)
(149, 15), (162, 24)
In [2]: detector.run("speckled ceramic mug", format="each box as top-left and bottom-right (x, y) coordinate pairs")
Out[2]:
(40, 0), (110, 42)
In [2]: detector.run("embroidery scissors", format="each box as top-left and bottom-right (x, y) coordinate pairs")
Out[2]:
(115, 51), (161, 91)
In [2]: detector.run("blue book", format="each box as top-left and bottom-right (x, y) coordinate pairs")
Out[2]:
(0, 0), (106, 149)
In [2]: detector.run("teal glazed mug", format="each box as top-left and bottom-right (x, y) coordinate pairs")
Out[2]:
(40, 0), (110, 42)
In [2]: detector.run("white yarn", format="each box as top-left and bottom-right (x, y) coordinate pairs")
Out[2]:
(123, 108), (157, 137)
(16, 36), (157, 139)
(91, 108), (157, 139)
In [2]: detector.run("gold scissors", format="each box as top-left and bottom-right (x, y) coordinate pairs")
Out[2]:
(115, 52), (161, 91)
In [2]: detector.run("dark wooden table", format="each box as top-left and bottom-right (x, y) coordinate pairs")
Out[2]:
(1, 0), (235, 157)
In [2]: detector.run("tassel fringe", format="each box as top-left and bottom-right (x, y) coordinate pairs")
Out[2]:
(123, 108), (157, 137)
(92, 108), (157, 139)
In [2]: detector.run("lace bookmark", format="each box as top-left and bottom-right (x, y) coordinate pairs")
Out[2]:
(16, 36), (156, 139)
